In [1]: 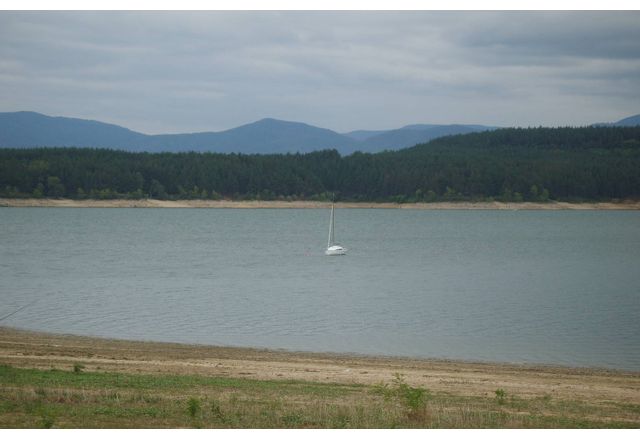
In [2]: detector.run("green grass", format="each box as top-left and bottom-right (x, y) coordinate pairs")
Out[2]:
(0, 364), (637, 428)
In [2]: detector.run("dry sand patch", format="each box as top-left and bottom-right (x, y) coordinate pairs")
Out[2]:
(1, 326), (638, 405)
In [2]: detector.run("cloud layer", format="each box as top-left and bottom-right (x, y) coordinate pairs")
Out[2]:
(0, 11), (639, 133)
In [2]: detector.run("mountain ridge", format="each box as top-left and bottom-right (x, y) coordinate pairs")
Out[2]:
(592, 114), (640, 127)
(0, 111), (497, 154)
(1, 110), (637, 154)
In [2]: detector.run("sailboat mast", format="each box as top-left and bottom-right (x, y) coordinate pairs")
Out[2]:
(327, 203), (335, 247)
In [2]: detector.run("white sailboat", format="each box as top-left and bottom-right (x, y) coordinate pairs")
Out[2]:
(325, 203), (347, 256)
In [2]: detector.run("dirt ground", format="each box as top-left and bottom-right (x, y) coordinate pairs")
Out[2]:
(1, 326), (638, 405)
(2, 198), (640, 210)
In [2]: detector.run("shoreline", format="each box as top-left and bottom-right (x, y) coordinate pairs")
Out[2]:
(2, 197), (640, 210)
(1, 326), (638, 404)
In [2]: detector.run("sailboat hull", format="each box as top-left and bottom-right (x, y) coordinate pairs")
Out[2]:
(325, 245), (347, 256)
(325, 203), (347, 255)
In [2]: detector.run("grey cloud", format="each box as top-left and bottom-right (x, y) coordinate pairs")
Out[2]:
(449, 12), (640, 61)
(0, 11), (638, 133)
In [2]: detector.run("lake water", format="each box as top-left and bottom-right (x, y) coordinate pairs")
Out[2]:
(1, 207), (639, 370)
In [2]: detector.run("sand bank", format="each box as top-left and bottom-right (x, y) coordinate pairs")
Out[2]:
(2, 198), (640, 210)
(1, 326), (638, 405)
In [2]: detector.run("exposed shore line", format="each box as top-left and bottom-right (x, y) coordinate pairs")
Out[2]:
(1, 326), (639, 405)
(3, 326), (640, 427)
(2, 197), (640, 210)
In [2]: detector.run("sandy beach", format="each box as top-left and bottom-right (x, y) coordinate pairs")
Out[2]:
(1, 326), (638, 404)
(2, 198), (640, 210)
(2, 326), (639, 427)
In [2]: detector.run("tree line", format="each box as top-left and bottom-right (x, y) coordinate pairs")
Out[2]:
(1, 126), (639, 202)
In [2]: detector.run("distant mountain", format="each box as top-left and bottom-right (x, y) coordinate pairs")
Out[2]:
(342, 129), (388, 141)
(612, 114), (640, 126)
(0, 112), (357, 154)
(0, 111), (148, 150)
(151, 118), (358, 154)
(132, 118), (360, 154)
(343, 124), (497, 151)
(0, 111), (495, 154)
(592, 114), (640, 127)
(357, 124), (496, 152)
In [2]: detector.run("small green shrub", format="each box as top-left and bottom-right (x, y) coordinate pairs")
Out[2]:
(40, 414), (55, 429)
(393, 373), (428, 411)
(374, 373), (430, 420)
(72, 363), (85, 374)
(495, 388), (506, 405)
(371, 382), (394, 401)
(187, 397), (200, 418)
(281, 413), (304, 427)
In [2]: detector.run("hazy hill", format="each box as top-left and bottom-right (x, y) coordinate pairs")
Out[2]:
(342, 129), (388, 141)
(592, 114), (640, 127)
(343, 124), (497, 151)
(0, 111), (494, 154)
(148, 118), (359, 154)
(0, 111), (148, 150)
(357, 124), (495, 152)
(613, 114), (640, 126)
(2, 111), (636, 154)
(0, 112), (359, 154)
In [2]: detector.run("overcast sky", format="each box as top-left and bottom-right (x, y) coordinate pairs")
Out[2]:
(0, 11), (639, 134)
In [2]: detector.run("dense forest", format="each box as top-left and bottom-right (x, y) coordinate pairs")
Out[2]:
(1, 126), (640, 202)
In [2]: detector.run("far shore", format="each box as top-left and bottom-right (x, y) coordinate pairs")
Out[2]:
(2, 197), (640, 210)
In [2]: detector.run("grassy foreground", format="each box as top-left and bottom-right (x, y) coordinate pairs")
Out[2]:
(1, 364), (638, 428)
(1, 327), (639, 428)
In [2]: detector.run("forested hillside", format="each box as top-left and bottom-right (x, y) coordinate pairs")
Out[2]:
(1, 126), (639, 202)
